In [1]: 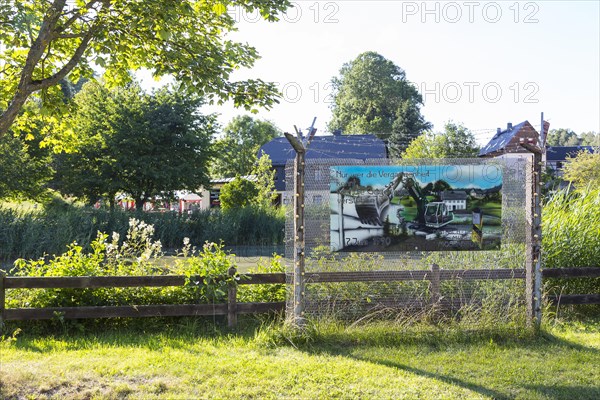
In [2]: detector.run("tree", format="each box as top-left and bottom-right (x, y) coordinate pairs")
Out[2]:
(402, 122), (479, 159)
(211, 116), (280, 178)
(562, 148), (600, 189)
(545, 129), (599, 147)
(218, 154), (276, 210)
(400, 132), (442, 159)
(579, 131), (600, 146)
(439, 122), (479, 158)
(327, 51), (430, 155)
(0, 117), (53, 199)
(52, 81), (116, 205)
(55, 81), (216, 209)
(0, 0), (290, 136)
(219, 177), (259, 211)
(546, 129), (581, 146)
(251, 154), (277, 209)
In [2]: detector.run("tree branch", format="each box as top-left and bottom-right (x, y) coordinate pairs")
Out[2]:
(55, 0), (102, 34)
(0, 0), (67, 136)
(56, 32), (87, 39)
(29, 26), (96, 92)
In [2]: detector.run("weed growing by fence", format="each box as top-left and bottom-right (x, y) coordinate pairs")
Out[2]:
(173, 241), (238, 303)
(238, 254), (286, 303)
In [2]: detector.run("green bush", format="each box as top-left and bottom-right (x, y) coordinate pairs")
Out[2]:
(238, 254), (286, 303)
(6, 219), (288, 317)
(172, 241), (238, 303)
(7, 220), (236, 310)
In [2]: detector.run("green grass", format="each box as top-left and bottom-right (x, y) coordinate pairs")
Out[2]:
(1, 319), (599, 399)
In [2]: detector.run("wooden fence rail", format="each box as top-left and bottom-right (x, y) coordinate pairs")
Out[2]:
(0, 266), (597, 328)
(541, 267), (600, 306)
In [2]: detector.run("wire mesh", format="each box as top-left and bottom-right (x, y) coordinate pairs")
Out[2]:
(285, 156), (532, 323)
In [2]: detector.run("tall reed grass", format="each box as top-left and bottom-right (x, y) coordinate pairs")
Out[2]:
(543, 186), (600, 312)
(0, 206), (285, 262)
(543, 186), (600, 268)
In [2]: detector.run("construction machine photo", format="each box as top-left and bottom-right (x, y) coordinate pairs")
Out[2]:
(353, 172), (454, 229)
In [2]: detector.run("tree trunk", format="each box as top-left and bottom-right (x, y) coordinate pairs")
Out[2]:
(0, 0), (100, 137)
(135, 197), (145, 211)
(0, 94), (30, 136)
(108, 192), (116, 212)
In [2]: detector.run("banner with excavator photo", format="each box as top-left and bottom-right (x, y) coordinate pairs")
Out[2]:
(330, 165), (503, 252)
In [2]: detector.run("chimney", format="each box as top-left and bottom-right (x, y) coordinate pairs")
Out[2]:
(496, 128), (502, 134)
(507, 122), (513, 130)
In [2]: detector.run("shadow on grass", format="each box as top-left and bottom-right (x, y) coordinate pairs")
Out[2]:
(286, 324), (600, 400)
(355, 357), (508, 399)
(4, 317), (599, 400)
(3, 315), (277, 353)
(523, 384), (600, 400)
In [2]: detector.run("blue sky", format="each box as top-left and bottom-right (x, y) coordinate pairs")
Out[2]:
(330, 165), (503, 190)
(142, 1), (600, 144)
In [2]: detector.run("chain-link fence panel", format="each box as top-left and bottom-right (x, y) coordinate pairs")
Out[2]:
(285, 156), (532, 324)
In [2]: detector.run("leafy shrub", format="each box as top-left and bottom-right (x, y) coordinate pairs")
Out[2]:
(219, 177), (259, 211)
(6, 220), (243, 310)
(173, 241), (238, 303)
(238, 254), (286, 303)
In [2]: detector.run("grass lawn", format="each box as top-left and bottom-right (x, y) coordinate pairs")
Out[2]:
(1, 319), (599, 399)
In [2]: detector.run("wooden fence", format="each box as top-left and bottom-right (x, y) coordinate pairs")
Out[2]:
(542, 267), (600, 305)
(0, 266), (597, 328)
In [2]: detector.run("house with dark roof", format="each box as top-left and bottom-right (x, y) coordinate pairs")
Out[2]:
(546, 146), (595, 173)
(479, 120), (549, 158)
(259, 133), (388, 203)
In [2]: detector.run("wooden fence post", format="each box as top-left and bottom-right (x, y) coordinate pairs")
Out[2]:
(0, 270), (6, 330)
(521, 140), (543, 328)
(284, 131), (309, 328)
(227, 267), (237, 329)
(430, 264), (441, 306)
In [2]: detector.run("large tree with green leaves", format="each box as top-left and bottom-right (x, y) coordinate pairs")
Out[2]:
(0, 111), (53, 199)
(218, 153), (276, 210)
(562, 148), (600, 189)
(211, 115), (280, 178)
(55, 81), (215, 209)
(546, 129), (599, 146)
(0, 0), (290, 136)
(327, 51), (430, 156)
(402, 122), (479, 159)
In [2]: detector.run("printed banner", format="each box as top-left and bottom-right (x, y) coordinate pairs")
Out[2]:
(330, 165), (502, 252)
